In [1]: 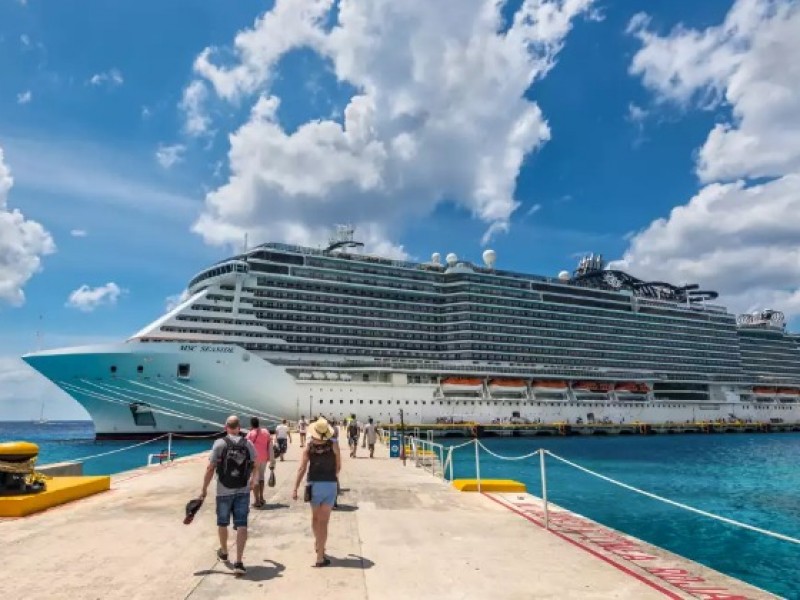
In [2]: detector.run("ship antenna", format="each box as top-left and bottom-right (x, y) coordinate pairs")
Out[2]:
(243, 232), (249, 254)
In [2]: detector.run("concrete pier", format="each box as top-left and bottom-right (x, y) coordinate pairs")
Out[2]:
(1, 439), (776, 599)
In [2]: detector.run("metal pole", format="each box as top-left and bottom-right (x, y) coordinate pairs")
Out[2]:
(540, 450), (549, 530)
(474, 439), (481, 493)
(447, 447), (454, 481)
(400, 409), (406, 466)
(167, 432), (173, 463)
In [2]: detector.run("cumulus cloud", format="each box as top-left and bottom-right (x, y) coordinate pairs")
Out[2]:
(66, 282), (124, 312)
(619, 0), (800, 317)
(155, 143), (186, 169)
(16, 90), (32, 105)
(0, 146), (56, 306)
(89, 69), (124, 87)
(186, 0), (594, 252)
(165, 289), (190, 312)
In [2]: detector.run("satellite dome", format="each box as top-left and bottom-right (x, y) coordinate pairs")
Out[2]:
(482, 249), (497, 268)
(558, 270), (570, 281)
(431, 252), (441, 265)
(445, 253), (458, 266)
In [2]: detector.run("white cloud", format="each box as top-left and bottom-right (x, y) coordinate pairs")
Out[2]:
(180, 80), (210, 136)
(165, 289), (190, 311)
(141, 106), (152, 119)
(525, 203), (542, 217)
(20, 34), (30, 46)
(70, 229), (88, 237)
(89, 69), (124, 87)
(65, 282), (124, 312)
(0, 146), (56, 306)
(155, 143), (186, 169)
(16, 90), (32, 105)
(188, 0), (595, 253)
(619, 0), (800, 318)
(627, 102), (647, 125)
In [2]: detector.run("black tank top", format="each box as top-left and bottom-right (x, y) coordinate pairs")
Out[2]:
(307, 441), (336, 482)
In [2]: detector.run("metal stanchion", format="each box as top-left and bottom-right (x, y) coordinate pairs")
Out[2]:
(167, 433), (173, 463)
(540, 450), (549, 530)
(474, 439), (481, 493)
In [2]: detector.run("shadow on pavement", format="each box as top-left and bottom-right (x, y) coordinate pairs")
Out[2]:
(193, 559), (286, 582)
(329, 554), (375, 570)
(333, 503), (358, 512)
(258, 502), (290, 511)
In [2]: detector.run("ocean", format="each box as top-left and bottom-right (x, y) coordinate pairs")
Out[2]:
(3, 422), (798, 597)
(446, 434), (800, 599)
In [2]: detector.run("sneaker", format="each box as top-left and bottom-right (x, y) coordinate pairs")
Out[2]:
(233, 562), (246, 576)
(216, 548), (228, 561)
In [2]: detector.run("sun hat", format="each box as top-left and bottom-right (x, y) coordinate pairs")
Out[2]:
(310, 417), (334, 441)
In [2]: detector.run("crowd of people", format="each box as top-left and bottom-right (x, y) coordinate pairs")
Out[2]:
(198, 413), (379, 575)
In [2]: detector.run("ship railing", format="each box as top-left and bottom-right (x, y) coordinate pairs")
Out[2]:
(418, 438), (800, 545)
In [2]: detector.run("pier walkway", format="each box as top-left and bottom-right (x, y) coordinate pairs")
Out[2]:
(2, 440), (775, 599)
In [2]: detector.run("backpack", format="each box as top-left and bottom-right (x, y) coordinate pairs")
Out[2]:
(216, 436), (253, 488)
(348, 423), (359, 437)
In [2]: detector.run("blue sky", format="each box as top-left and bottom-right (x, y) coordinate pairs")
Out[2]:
(2, 0), (799, 419)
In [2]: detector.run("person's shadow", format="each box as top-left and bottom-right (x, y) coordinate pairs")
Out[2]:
(258, 502), (290, 511)
(328, 554), (375, 570)
(193, 559), (285, 581)
(332, 503), (358, 512)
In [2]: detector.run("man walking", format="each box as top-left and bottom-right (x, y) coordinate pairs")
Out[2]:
(201, 416), (257, 576)
(246, 416), (275, 508)
(363, 417), (378, 458)
(275, 419), (292, 461)
(347, 418), (360, 458)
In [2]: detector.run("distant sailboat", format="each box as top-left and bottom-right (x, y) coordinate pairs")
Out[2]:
(37, 399), (48, 424)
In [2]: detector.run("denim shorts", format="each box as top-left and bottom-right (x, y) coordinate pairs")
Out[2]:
(310, 481), (337, 507)
(216, 492), (250, 528)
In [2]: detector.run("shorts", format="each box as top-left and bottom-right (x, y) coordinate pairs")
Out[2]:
(216, 492), (249, 528)
(309, 481), (337, 507)
(277, 438), (288, 455)
(348, 435), (358, 446)
(255, 462), (267, 482)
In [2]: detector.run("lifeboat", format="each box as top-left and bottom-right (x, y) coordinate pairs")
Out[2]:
(441, 377), (484, 392)
(753, 386), (777, 396)
(325, 372), (340, 380)
(312, 372), (326, 380)
(776, 387), (799, 396)
(615, 382), (645, 394)
(297, 372), (312, 380)
(339, 374), (353, 382)
(573, 381), (600, 392)
(488, 378), (527, 392)
(532, 380), (568, 393)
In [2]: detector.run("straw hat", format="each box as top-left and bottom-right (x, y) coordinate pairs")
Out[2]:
(310, 417), (334, 441)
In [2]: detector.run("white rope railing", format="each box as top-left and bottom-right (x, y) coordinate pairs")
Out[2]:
(476, 440), (541, 461)
(544, 450), (800, 546)
(67, 434), (169, 463)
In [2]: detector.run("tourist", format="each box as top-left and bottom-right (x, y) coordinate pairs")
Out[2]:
(200, 415), (257, 576)
(347, 418), (360, 458)
(246, 416), (275, 508)
(363, 417), (378, 458)
(292, 418), (341, 567)
(298, 415), (308, 448)
(275, 419), (292, 461)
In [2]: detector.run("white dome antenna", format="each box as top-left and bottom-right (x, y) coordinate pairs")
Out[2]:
(431, 252), (441, 265)
(558, 270), (570, 282)
(482, 249), (496, 269)
(446, 253), (458, 266)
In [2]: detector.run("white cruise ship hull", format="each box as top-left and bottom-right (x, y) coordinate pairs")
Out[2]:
(22, 342), (296, 439)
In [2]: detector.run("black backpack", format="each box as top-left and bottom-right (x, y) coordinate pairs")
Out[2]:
(216, 436), (253, 488)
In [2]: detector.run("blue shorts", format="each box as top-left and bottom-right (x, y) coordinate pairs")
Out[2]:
(310, 481), (337, 507)
(216, 492), (249, 528)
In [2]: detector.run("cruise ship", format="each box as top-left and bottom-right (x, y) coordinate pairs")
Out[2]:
(23, 226), (800, 438)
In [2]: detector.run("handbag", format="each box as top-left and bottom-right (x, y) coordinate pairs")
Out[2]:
(303, 483), (312, 502)
(267, 468), (276, 488)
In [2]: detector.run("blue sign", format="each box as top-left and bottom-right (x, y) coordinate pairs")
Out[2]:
(389, 434), (400, 458)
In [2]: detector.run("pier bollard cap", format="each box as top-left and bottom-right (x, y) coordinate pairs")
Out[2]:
(310, 418), (334, 441)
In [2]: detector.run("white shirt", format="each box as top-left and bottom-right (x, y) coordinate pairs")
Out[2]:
(276, 424), (290, 439)
(298, 420), (307, 433)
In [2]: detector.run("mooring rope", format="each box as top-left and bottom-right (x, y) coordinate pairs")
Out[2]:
(544, 450), (800, 546)
(67, 434), (170, 463)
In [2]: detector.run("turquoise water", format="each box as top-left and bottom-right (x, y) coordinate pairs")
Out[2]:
(0, 421), (213, 476)
(445, 434), (800, 599)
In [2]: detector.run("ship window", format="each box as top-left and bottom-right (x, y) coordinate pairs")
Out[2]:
(319, 400), (323, 404)
(359, 400), (363, 404)
(369, 400), (373, 404)
(177, 363), (190, 378)
(137, 365), (144, 374)
(110, 365), (117, 374)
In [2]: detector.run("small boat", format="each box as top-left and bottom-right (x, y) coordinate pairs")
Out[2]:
(615, 382), (647, 394)
(753, 386), (777, 396)
(532, 380), (568, 392)
(488, 378), (527, 391)
(776, 387), (798, 396)
(441, 377), (484, 391)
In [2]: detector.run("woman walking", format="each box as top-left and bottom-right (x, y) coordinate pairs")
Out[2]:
(292, 418), (341, 567)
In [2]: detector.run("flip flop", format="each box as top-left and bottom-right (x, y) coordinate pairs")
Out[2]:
(314, 558), (331, 568)
(183, 497), (203, 525)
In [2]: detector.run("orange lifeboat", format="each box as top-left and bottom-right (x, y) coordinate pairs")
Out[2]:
(441, 377), (483, 391)
(532, 380), (568, 392)
(573, 381), (600, 392)
(488, 379), (527, 391)
(615, 382), (641, 394)
(753, 386), (777, 395)
(777, 387), (799, 396)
